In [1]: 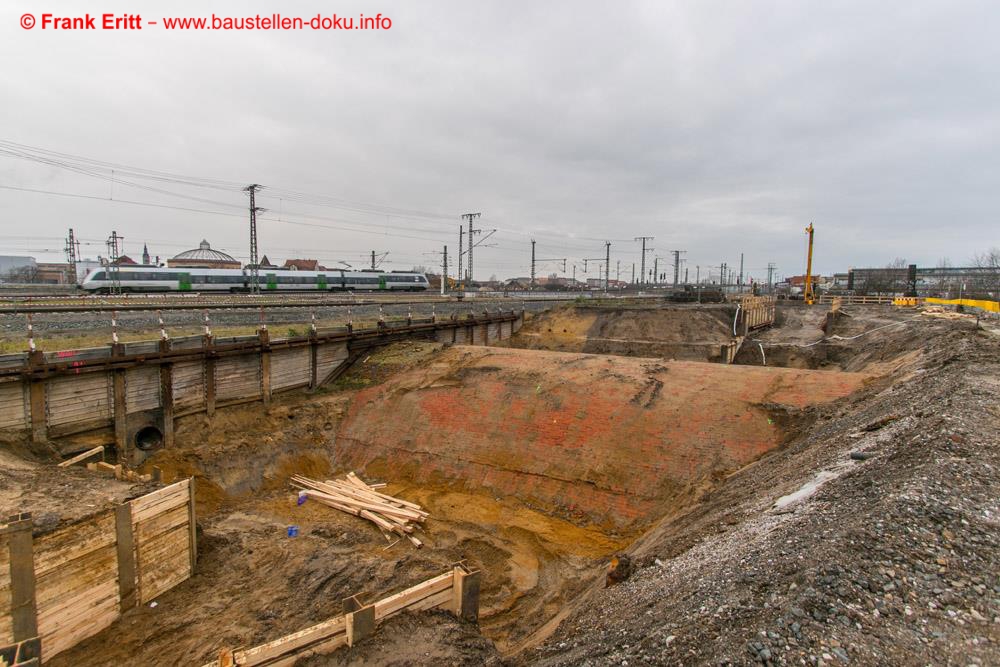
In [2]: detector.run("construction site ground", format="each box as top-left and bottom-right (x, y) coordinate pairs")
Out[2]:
(2, 302), (996, 666)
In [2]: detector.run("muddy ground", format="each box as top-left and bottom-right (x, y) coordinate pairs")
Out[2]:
(526, 310), (1000, 666)
(7, 302), (999, 666)
(499, 304), (737, 361)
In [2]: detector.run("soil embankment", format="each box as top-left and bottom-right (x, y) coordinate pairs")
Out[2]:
(501, 304), (737, 361)
(335, 346), (867, 529)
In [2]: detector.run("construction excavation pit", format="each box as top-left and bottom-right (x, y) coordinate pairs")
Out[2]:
(2, 299), (998, 666)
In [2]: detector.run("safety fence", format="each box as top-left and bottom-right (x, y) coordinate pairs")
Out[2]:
(924, 297), (999, 313)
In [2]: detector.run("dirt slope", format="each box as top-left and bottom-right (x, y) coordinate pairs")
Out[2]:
(503, 305), (737, 361)
(523, 320), (1000, 666)
(335, 346), (866, 529)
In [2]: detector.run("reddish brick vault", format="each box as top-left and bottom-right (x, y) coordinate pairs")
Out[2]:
(334, 347), (867, 528)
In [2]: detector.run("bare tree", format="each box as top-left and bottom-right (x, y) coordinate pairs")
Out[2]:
(970, 247), (1000, 298)
(4, 265), (39, 283)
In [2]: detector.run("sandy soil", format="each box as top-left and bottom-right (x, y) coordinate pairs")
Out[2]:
(524, 313), (1000, 666)
(501, 304), (736, 361)
(12, 303), (997, 667)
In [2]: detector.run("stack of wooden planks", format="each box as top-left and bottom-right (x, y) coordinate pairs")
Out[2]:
(291, 472), (428, 548)
(85, 461), (153, 483)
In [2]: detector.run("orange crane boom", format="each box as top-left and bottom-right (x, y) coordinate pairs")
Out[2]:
(803, 223), (815, 305)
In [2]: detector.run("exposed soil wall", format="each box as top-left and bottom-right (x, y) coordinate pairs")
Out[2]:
(501, 305), (737, 361)
(334, 346), (868, 529)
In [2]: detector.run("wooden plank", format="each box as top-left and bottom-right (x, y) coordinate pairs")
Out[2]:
(34, 544), (116, 610)
(130, 488), (189, 524)
(125, 366), (160, 413)
(139, 551), (191, 603)
(343, 474), (427, 513)
(171, 360), (205, 411)
(7, 520), (37, 641)
(134, 503), (189, 542)
(35, 577), (117, 629)
(32, 512), (116, 577)
(299, 489), (421, 522)
(129, 479), (190, 520)
(188, 476), (197, 572)
(316, 480), (426, 517)
(300, 492), (398, 533)
(47, 374), (111, 427)
(56, 446), (104, 468)
(136, 524), (190, 566)
(39, 591), (118, 662)
(115, 503), (136, 612)
(236, 617), (346, 664)
(0, 380), (27, 430)
(138, 541), (191, 603)
(408, 587), (453, 613)
(214, 355), (261, 402)
(372, 572), (453, 621)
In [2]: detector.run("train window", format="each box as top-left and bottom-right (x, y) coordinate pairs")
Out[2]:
(92, 271), (107, 280)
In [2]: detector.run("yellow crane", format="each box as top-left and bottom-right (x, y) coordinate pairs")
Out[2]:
(803, 223), (815, 305)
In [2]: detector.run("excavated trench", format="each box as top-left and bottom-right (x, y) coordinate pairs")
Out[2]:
(47, 304), (881, 665)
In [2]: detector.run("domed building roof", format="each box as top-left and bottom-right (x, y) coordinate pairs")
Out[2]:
(167, 240), (241, 269)
(172, 240), (237, 263)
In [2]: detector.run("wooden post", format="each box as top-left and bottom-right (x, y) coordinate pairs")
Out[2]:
(27, 380), (46, 444)
(113, 368), (129, 466)
(309, 338), (318, 390)
(6, 514), (38, 641)
(26, 351), (47, 444)
(343, 595), (374, 647)
(159, 340), (174, 449)
(259, 330), (271, 406)
(115, 503), (137, 612)
(451, 565), (481, 623)
(188, 477), (198, 572)
(204, 336), (216, 417)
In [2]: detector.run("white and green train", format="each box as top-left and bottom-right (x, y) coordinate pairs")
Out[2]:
(80, 266), (429, 293)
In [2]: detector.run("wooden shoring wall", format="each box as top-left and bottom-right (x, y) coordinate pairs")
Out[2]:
(0, 479), (196, 661)
(0, 313), (523, 457)
(207, 563), (481, 666)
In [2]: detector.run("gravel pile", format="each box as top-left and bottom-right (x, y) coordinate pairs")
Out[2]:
(526, 322), (1000, 666)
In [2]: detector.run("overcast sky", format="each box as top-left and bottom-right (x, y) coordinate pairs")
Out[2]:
(2, 0), (998, 281)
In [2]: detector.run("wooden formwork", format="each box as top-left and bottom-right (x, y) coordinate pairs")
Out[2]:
(208, 563), (481, 666)
(0, 479), (197, 662)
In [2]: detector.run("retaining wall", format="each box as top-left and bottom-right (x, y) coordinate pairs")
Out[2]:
(0, 312), (522, 464)
(0, 479), (196, 661)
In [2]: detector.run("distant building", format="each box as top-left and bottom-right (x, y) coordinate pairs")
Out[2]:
(844, 265), (998, 298)
(35, 262), (73, 284)
(257, 255), (279, 270)
(282, 259), (324, 271)
(785, 274), (826, 287)
(167, 240), (241, 269)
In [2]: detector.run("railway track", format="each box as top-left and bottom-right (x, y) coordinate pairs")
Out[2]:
(0, 293), (463, 313)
